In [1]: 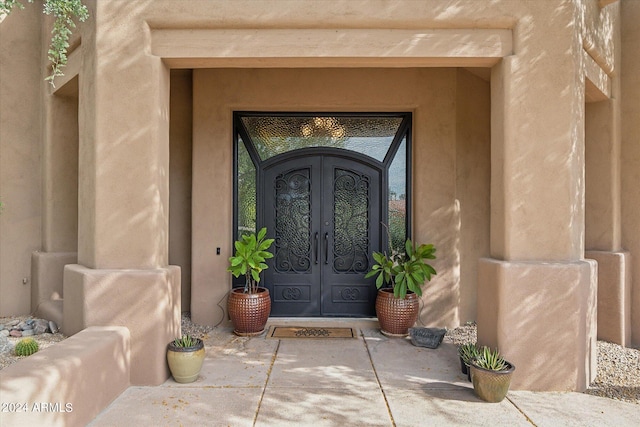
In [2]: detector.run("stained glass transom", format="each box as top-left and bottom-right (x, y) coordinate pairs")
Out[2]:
(241, 115), (403, 161)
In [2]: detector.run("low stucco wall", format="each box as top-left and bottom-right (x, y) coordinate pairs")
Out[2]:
(0, 326), (130, 427)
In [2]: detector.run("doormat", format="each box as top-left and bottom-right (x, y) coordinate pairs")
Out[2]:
(267, 326), (358, 339)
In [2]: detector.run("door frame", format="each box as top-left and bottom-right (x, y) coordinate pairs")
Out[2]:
(232, 112), (413, 300)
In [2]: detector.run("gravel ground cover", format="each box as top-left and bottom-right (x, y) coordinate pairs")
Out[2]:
(444, 321), (639, 405)
(2, 315), (638, 405)
(0, 315), (66, 370)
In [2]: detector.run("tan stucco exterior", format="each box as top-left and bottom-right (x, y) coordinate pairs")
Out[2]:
(1, 0), (637, 391)
(620, 0), (640, 355)
(189, 67), (490, 328)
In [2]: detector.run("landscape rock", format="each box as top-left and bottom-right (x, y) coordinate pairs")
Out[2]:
(409, 327), (447, 349)
(9, 330), (22, 338)
(34, 319), (49, 334)
(49, 321), (59, 334)
(0, 335), (14, 354)
(17, 321), (29, 330)
(21, 329), (35, 337)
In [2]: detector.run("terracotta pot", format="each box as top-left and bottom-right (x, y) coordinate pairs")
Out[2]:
(167, 338), (205, 383)
(227, 287), (271, 336)
(470, 361), (516, 402)
(375, 288), (419, 337)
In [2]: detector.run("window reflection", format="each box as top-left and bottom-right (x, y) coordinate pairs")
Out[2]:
(388, 137), (407, 251)
(237, 136), (256, 239)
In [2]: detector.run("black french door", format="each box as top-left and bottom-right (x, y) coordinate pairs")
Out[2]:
(262, 152), (381, 316)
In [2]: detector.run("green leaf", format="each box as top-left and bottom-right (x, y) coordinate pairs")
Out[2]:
(251, 269), (260, 283)
(257, 227), (267, 241)
(365, 270), (377, 279)
(405, 239), (413, 257)
(375, 272), (384, 288)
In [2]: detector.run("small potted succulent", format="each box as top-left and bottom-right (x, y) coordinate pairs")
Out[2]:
(227, 227), (274, 336)
(469, 346), (516, 402)
(458, 343), (479, 380)
(166, 335), (205, 383)
(365, 230), (437, 337)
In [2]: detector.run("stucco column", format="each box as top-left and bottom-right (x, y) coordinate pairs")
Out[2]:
(478, 5), (597, 391)
(0, 4), (42, 317)
(583, 3), (630, 347)
(585, 93), (631, 348)
(621, 0), (640, 347)
(32, 80), (80, 325)
(62, 1), (180, 386)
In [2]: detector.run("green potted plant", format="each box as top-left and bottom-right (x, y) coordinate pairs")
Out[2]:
(365, 233), (437, 337)
(458, 343), (479, 380)
(227, 227), (274, 336)
(469, 346), (516, 402)
(167, 335), (205, 383)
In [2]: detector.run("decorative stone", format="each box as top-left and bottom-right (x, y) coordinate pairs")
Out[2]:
(49, 321), (59, 334)
(17, 321), (29, 330)
(34, 319), (49, 335)
(408, 327), (447, 349)
(6, 319), (20, 327)
(0, 335), (14, 354)
(0, 324), (5, 331)
(9, 330), (22, 338)
(0, 329), (9, 337)
(21, 329), (35, 337)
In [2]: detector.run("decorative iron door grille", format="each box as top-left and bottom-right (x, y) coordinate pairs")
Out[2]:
(263, 154), (380, 316)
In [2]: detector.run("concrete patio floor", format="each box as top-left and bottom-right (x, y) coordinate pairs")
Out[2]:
(89, 319), (639, 426)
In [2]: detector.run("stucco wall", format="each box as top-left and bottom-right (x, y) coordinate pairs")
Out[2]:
(455, 69), (491, 323)
(621, 0), (640, 345)
(190, 67), (490, 327)
(0, 5), (43, 316)
(169, 70), (193, 313)
(44, 79), (79, 254)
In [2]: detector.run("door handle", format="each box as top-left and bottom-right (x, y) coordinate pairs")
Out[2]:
(314, 232), (319, 264)
(324, 232), (329, 264)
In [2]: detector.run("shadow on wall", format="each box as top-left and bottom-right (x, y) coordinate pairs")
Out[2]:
(479, 261), (597, 391)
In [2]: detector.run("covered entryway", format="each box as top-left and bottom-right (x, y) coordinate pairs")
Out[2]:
(189, 67), (490, 332)
(234, 113), (411, 316)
